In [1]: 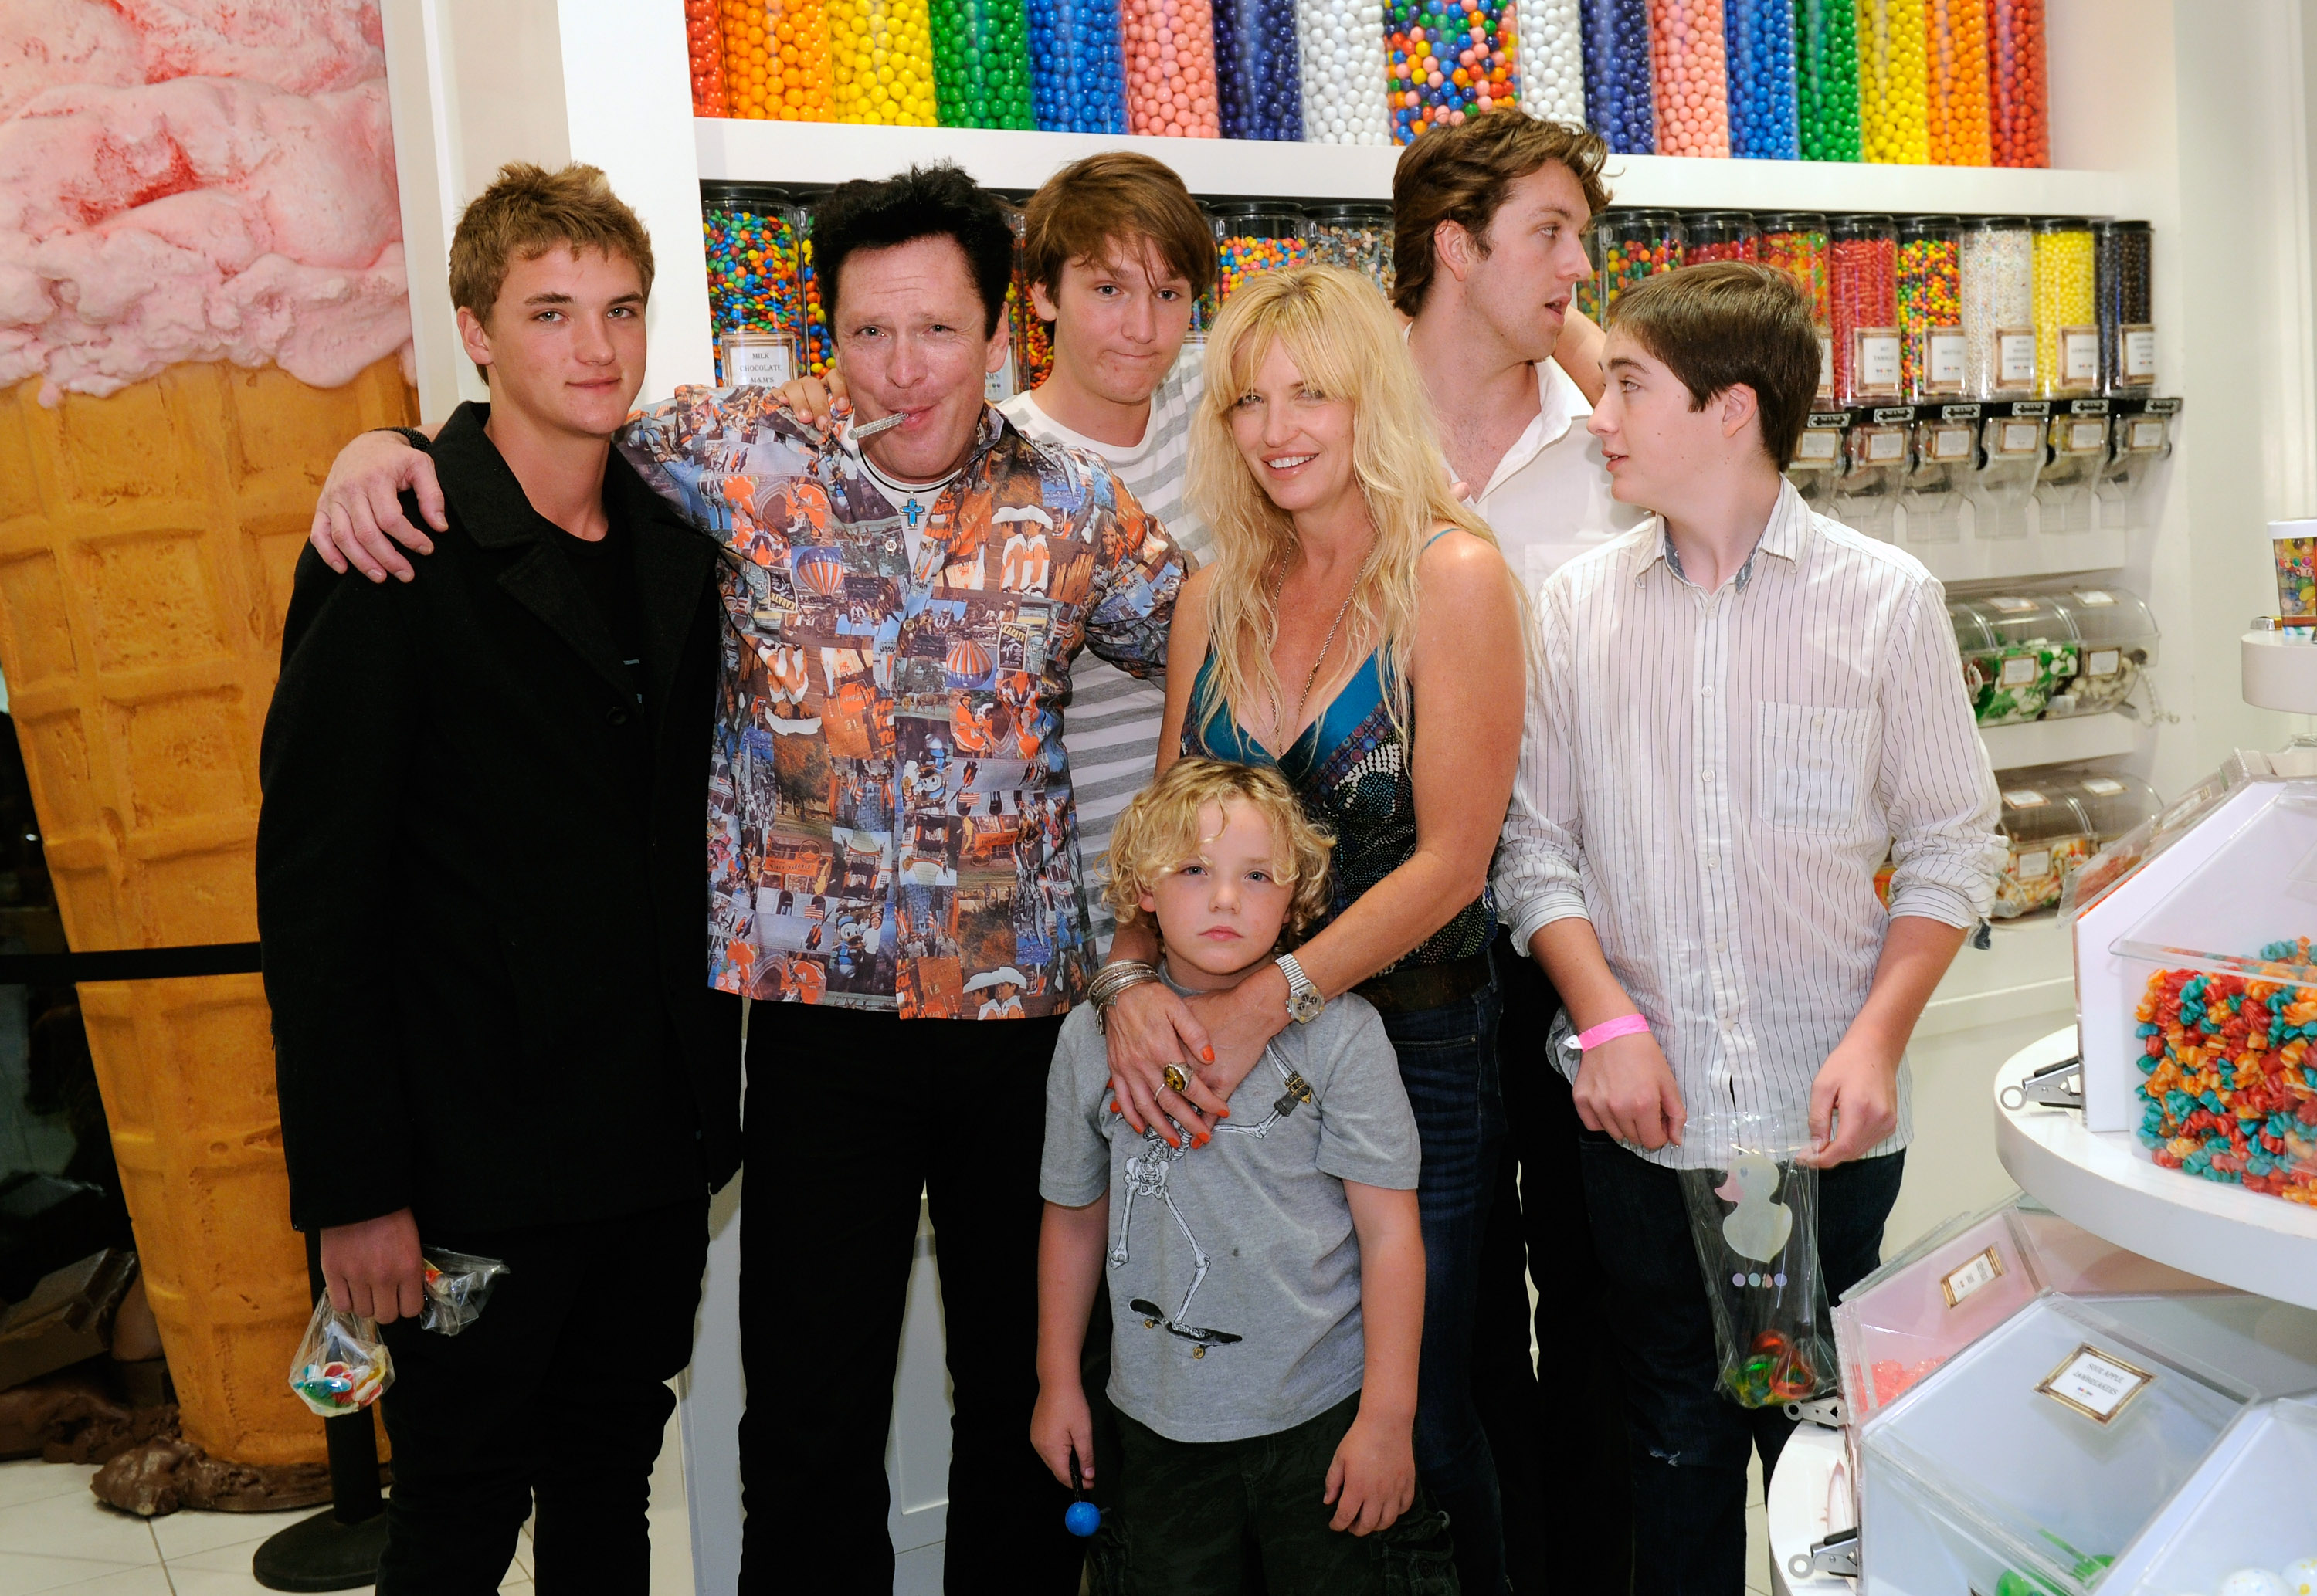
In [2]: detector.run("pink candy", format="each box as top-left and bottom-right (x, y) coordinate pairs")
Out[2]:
(1124, 0), (1220, 137)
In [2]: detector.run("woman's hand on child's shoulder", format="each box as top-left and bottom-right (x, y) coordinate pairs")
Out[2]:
(1323, 1408), (1417, 1536)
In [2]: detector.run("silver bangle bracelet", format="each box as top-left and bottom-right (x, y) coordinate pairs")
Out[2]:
(1087, 960), (1161, 1032)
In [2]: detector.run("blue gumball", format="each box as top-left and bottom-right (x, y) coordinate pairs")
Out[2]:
(1064, 1499), (1101, 1537)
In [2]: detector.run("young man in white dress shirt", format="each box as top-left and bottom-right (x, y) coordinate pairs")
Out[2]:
(1492, 262), (2003, 1595)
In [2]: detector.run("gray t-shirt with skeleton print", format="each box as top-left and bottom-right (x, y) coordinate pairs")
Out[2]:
(1040, 979), (1420, 1444)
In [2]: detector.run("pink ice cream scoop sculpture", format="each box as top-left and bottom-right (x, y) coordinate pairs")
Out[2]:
(0, 0), (412, 404)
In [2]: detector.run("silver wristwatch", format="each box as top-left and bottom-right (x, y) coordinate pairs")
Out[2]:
(1276, 954), (1324, 1024)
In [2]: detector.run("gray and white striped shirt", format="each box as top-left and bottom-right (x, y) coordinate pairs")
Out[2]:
(1492, 480), (2003, 1169)
(1000, 344), (1209, 948)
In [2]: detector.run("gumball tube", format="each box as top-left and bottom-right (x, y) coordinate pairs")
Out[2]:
(722, 0), (836, 120)
(1514, 0), (1583, 123)
(1125, 0), (1222, 134)
(932, 0), (1037, 126)
(1216, 0), (1300, 138)
(1212, 202), (1313, 303)
(830, 0), (938, 123)
(1790, 0), (1858, 159)
(703, 185), (809, 381)
(1580, 0), (1654, 153)
(1009, 210), (1058, 390)
(1386, 0), (1517, 146)
(1647, 0), (1731, 158)
(1026, 0), (1130, 131)
(1856, 0), (1927, 164)
(1986, 0), (2046, 166)
(1722, 0), (1796, 158)
(2031, 216), (2095, 398)
(688, 0), (733, 114)
(1924, 0), (1990, 164)
(1296, 0), (1392, 144)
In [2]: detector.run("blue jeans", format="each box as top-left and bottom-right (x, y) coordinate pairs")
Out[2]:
(1380, 974), (1508, 1596)
(1580, 1134), (1905, 1596)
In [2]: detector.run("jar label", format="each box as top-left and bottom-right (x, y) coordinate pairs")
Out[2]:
(2122, 326), (2158, 381)
(2015, 846), (2053, 880)
(2125, 417), (2168, 452)
(1796, 429), (1840, 463)
(1988, 595), (2037, 612)
(1929, 425), (1975, 462)
(2063, 327), (2099, 384)
(1865, 427), (1906, 463)
(1856, 330), (1901, 394)
(1999, 656), (2039, 686)
(2002, 788), (2047, 807)
(2088, 648), (2121, 677)
(1817, 336), (1834, 397)
(1939, 1245), (2006, 1307)
(721, 334), (796, 387)
(1998, 330), (2037, 386)
(2036, 1343), (2155, 1425)
(2075, 590), (2115, 605)
(2068, 419), (2108, 452)
(2082, 776), (2125, 795)
(1999, 419), (2044, 454)
(1926, 329), (1967, 390)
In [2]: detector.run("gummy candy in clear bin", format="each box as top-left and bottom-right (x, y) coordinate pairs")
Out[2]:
(287, 1295), (392, 1418)
(419, 1249), (511, 1337)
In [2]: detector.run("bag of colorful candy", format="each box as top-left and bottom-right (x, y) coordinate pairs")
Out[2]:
(287, 1294), (392, 1418)
(419, 1249), (510, 1337)
(1678, 1112), (1834, 1410)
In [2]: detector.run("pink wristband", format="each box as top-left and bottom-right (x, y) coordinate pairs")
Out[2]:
(1572, 1013), (1650, 1052)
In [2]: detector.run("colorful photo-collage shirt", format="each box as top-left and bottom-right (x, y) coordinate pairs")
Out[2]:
(621, 389), (1186, 1019)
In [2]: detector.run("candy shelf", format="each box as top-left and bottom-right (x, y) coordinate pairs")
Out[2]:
(693, 117), (2128, 212)
(1993, 1028), (2317, 1313)
(1977, 710), (2139, 771)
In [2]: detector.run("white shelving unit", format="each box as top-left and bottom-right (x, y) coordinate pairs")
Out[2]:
(1977, 710), (2142, 770)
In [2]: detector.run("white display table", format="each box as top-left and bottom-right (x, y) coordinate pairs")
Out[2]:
(1993, 1026), (2317, 1311)
(1766, 1422), (1853, 1596)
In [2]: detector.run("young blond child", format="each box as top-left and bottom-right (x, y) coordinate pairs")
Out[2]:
(1033, 758), (1449, 1594)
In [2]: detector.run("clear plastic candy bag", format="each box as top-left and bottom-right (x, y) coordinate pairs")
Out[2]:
(1678, 1113), (1834, 1409)
(287, 1295), (392, 1417)
(419, 1249), (510, 1337)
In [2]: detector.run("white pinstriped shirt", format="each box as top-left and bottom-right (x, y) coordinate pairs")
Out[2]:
(1492, 480), (2003, 1168)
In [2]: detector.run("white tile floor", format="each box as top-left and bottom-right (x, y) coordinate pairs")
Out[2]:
(0, 1394), (694, 1596)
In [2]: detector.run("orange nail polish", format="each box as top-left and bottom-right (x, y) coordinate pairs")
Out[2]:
(1202, 1046), (1216, 1062)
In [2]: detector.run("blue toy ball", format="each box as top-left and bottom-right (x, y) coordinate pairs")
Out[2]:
(1064, 1500), (1101, 1538)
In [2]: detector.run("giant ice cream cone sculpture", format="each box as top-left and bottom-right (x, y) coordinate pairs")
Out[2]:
(0, 2), (416, 1467)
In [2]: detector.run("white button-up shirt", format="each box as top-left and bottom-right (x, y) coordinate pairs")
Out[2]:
(1492, 481), (2003, 1168)
(1471, 360), (1645, 595)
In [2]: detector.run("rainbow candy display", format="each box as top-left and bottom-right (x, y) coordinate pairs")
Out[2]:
(2135, 939), (2317, 1208)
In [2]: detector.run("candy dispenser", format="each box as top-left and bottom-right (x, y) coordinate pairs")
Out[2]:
(1297, 0), (1390, 142)
(1948, 591), (2078, 725)
(1831, 413), (1909, 541)
(1791, 0), (1859, 160)
(1211, 202), (1311, 303)
(1388, 0), (1515, 144)
(1987, 0), (2049, 168)
(1006, 205), (1053, 391)
(721, 0), (836, 120)
(2034, 409), (2108, 534)
(1757, 212), (1830, 381)
(1022, 0), (1127, 130)
(829, 0), (938, 123)
(1593, 208), (1685, 317)
(801, 208), (834, 377)
(1992, 781), (2098, 918)
(931, 0), (1036, 126)
(1923, 0), (1990, 164)
(1647, 0), (1730, 157)
(703, 184), (808, 384)
(1581, 0), (1656, 153)
(1829, 214), (1898, 404)
(1515, 0), (1586, 123)
(2107, 1398), (2317, 1596)
(2096, 220), (2157, 395)
(1124, 0), (1221, 135)
(2096, 400), (2178, 534)
(1963, 406), (2047, 537)
(1857, 1296), (2251, 1596)
(1855, 0), (1928, 164)
(2034, 217), (2099, 399)
(1722, 0), (1797, 159)
(1898, 215), (1965, 400)
(1216, 0), (1302, 138)
(1899, 408), (1977, 544)
(1961, 216), (2036, 398)
(1785, 412), (1847, 510)
(1683, 211), (1759, 263)
(689, 0), (733, 114)
(1305, 203), (1396, 295)
(2043, 587), (2159, 717)
(1835, 1198), (2045, 1428)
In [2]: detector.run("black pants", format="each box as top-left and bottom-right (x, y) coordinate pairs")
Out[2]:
(1583, 1137), (1905, 1596)
(739, 1004), (1077, 1596)
(374, 1196), (709, 1596)
(1474, 934), (1633, 1594)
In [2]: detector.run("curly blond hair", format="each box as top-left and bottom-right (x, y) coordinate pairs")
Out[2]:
(1105, 759), (1335, 948)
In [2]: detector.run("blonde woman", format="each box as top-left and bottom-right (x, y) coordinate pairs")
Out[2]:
(1093, 263), (1526, 1594)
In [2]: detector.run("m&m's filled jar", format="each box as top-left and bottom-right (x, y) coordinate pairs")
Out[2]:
(1212, 202), (1312, 303)
(1986, 0), (2048, 167)
(688, 0), (732, 114)
(1297, 0), (1391, 141)
(704, 185), (809, 381)
(1515, 0), (1586, 124)
(1922, 0), (1990, 165)
(1216, 0), (1303, 138)
(829, 0), (938, 123)
(1959, 215), (2034, 397)
(931, 0), (1036, 127)
(1581, 0), (1656, 153)
(1790, 0), (1858, 160)
(1646, 0), (1731, 158)
(1897, 215), (1964, 399)
(721, 0), (836, 120)
(1722, 0), (1798, 161)
(1829, 213), (1899, 403)
(1123, 0), (1220, 134)
(1389, 0), (1518, 144)
(1024, 0), (1129, 130)
(2032, 216), (2098, 399)
(1591, 208), (1684, 317)
(1855, 0), (1928, 164)
(1683, 210), (1760, 263)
